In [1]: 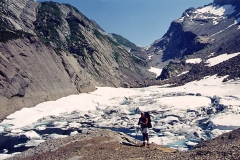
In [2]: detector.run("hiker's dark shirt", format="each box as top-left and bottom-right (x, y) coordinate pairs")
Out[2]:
(138, 117), (148, 128)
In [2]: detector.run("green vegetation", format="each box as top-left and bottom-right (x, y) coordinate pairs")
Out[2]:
(165, 63), (177, 72)
(113, 52), (120, 63)
(93, 29), (104, 41)
(106, 36), (120, 47)
(111, 33), (137, 49)
(131, 55), (142, 64)
(34, 2), (63, 47)
(93, 29), (120, 48)
(34, 1), (88, 56)
(66, 15), (86, 42)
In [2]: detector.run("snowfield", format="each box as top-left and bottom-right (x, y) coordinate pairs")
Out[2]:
(197, 4), (235, 17)
(148, 67), (162, 77)
(0, 75), (240, 159)
(186, 58), (202, 64)
(205, 52), (240, 66)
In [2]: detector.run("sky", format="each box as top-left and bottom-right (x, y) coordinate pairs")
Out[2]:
(40, 0), (213, 47)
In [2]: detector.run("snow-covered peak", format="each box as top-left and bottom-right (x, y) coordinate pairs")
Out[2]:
(177, 4), (236, 23)
(197, 4), (236, 17)
(177, 4), (237, 24)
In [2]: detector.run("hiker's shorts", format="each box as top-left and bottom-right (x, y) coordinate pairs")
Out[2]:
(141, 128), (148, 134)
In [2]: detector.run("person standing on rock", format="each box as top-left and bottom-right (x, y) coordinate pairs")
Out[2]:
(138, 112), (150, 148)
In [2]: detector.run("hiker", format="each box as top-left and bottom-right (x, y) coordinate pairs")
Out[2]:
(137, 112), (150, 148)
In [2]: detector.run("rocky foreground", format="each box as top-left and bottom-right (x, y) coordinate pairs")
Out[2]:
(5, 128), (240, 160)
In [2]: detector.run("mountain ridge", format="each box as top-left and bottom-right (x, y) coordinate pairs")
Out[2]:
(147, 0), (240, 83)
(0, 0), (152, 121)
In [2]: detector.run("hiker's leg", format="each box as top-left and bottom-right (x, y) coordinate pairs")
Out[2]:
(142, 133), (146, 141)
(144, 128), (150, 148)
(141, 128), (145, 142)
(142, 128), (146, 146)
(139, 133), (145, 146)
(146, 133), (150, 148)
(146, 133), (149, 142)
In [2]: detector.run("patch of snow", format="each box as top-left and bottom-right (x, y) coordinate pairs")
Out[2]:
(0, 154), (15, 159)
(10, 129), (24, 133)
(25, 140), (45, 147)
(148, 55), (152, 59)
(22, 130), (41, 140)
(145, 46), (151, 50)
(48, 134), (69, 139)
(210, 129), (231, 138)
(185, 141), (198, 146)
(220, 97), (240, 106)
(213, 20), (219, 25)
(35, 125), (46, 131)
(0, 126), (4, 133)
(53, 121), (68, 128)
(177, 71), (189, 77)
(70, 131), (79, 136)
(205, 52), (240, 67)
(154, 96), (211, 110)
(148, 67), (162, 77)
(178, 16), (184, 21)
(186, 58), (202, 64)
(210, 113), (240, 130)
(197, 4), (235, 17)
(207, 52), (215, 57)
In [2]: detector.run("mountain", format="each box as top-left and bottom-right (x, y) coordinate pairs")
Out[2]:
(149, 0), (240, 62)
(147, 0), (240, 83)
(0, 0), (152, 121)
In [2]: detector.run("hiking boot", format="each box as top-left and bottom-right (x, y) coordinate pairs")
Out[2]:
(140, 142), (145, 147)
(147, 143), (150, 148)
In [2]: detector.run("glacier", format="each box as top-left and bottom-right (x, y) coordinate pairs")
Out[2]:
(0, 74), (240, 158)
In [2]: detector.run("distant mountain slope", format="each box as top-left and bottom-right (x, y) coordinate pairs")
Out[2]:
(110, 33), (138, 50)
(0, 0), (152, 120)
(146, 0), (240, 84)
(148, 0), (240, 64)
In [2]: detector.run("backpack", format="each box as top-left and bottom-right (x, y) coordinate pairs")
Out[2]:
(144, 112), (152, 128)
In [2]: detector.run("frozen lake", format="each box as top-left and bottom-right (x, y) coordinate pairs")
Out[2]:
(1, 75), (240, 159)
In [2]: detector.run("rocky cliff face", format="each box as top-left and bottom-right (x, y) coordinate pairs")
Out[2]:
(0, 0), (152, 120)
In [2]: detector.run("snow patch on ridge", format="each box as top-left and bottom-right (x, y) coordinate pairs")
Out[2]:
(148, 67), (162, 77)
(197, 4), (235, 17)
(186, 58), (202, 64)
(205, 52), (240, 67)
